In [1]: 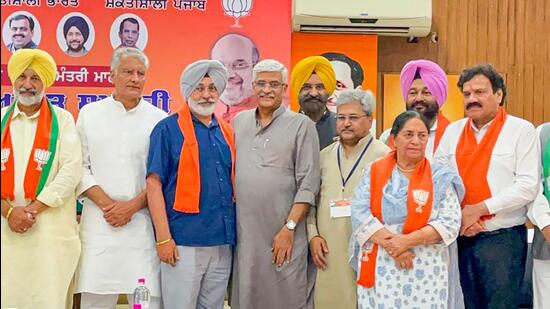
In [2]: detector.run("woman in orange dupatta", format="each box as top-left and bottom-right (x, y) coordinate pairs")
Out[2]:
(350, 111), (465, 309)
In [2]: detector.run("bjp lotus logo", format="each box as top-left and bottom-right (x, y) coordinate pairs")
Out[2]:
(1, 148), (10, 171)
(412, 190), (429, 213)
(222, 0), (253, 28)
(34, 149), (51, 171)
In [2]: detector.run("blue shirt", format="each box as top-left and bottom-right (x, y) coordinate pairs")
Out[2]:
(147, 113), (236, 246)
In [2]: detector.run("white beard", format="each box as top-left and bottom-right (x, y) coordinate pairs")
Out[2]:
(188, 98), (217, 116)
(14, 89), (44, 106)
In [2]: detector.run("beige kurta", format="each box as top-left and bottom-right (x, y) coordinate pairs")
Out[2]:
(307, 135), (389, 309)
(1, 104), (82, 309)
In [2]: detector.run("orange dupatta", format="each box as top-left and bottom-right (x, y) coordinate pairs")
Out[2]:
(357, 151), (433, 288)
(1, 98), (58, 201)
(455, 107), (506, 218)
(173, 102), (235, 213)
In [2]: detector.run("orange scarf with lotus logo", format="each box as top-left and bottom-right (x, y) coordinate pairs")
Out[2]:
(357, 151), (433, 288)
(1, 97), (58, 200)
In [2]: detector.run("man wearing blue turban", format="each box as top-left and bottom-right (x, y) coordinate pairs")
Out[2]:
(63, 15), (90, 57)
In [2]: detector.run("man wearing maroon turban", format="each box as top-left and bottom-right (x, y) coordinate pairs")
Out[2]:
(380, 59), (450, 161)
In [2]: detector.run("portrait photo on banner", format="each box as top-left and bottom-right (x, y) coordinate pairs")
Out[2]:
(56, 12), (95, 58)
(0, 1), (291, 119)
(2, 10), (42, 53)
(109, 13), (148, 51)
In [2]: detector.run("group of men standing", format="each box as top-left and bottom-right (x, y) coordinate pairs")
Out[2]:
(1, 46), (549, 309)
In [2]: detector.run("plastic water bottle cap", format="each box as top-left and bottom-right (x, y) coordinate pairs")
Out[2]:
(138, 278), (145, 284)
(133, 304), (142, 309)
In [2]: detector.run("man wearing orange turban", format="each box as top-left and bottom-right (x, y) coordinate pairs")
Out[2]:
(1, 49), (82, 309)
(291, 56), (337, 150)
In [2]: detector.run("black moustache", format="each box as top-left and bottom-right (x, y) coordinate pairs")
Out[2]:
(466, 102), (482, 109)
(303, 96), (325, 103)
(411, 102), (428, 109)
(304, 99), (323, 104)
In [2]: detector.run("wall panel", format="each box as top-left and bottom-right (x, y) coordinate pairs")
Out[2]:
(378, 0), (550, 130)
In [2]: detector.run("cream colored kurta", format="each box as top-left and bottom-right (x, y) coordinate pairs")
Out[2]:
(307, 135), (389, 309)
(1, 104), (82, 309)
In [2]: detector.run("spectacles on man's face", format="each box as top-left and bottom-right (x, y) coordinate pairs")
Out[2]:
(193, 84), (218, 94)
(336, 114), (369, 123)
(254, 80), (284, 90)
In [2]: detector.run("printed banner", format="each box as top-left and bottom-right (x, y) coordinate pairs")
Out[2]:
(0, 0), (291, 118)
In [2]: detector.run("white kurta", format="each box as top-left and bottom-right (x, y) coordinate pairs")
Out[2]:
(1, 104), (82, 309)
(74, 97), (166, 296)
(434, 115), (539, 231)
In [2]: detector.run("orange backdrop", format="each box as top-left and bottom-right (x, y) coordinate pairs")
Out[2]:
(0, 0), (291, 117)
(290, 33), (378, 112)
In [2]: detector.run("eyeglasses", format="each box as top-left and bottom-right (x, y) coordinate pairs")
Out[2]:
(301, 83), (325, 92)
(254, 80), (284, 90)
(335, 114), (369, 123)
(193, 85), (218, 94)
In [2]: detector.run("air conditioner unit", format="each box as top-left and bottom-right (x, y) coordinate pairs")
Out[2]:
(293, 0), (432, 37)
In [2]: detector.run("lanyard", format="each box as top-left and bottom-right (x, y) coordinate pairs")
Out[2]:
(337, 137), (373, 193)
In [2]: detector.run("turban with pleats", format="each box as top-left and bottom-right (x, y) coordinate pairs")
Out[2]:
(180, 60), (227, 99)
(400, 59), (448, 107)
(8, 49), (57, 88)
(291, 56), (336, 97)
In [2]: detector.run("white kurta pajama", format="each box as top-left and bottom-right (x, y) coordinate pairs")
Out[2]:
(74, 97), (166, 298)
(1, 104), (82, 309)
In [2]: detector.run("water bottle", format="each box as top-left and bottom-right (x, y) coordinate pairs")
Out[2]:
(133, 278), (150, 309)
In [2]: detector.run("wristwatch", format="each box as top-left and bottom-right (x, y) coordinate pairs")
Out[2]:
(285, 219), (297, 231)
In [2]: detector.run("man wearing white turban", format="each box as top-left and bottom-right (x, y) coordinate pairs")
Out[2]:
(146, 59), (236, 308)
(1, 49), (82, 309)
(74, 47), (166, 309)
